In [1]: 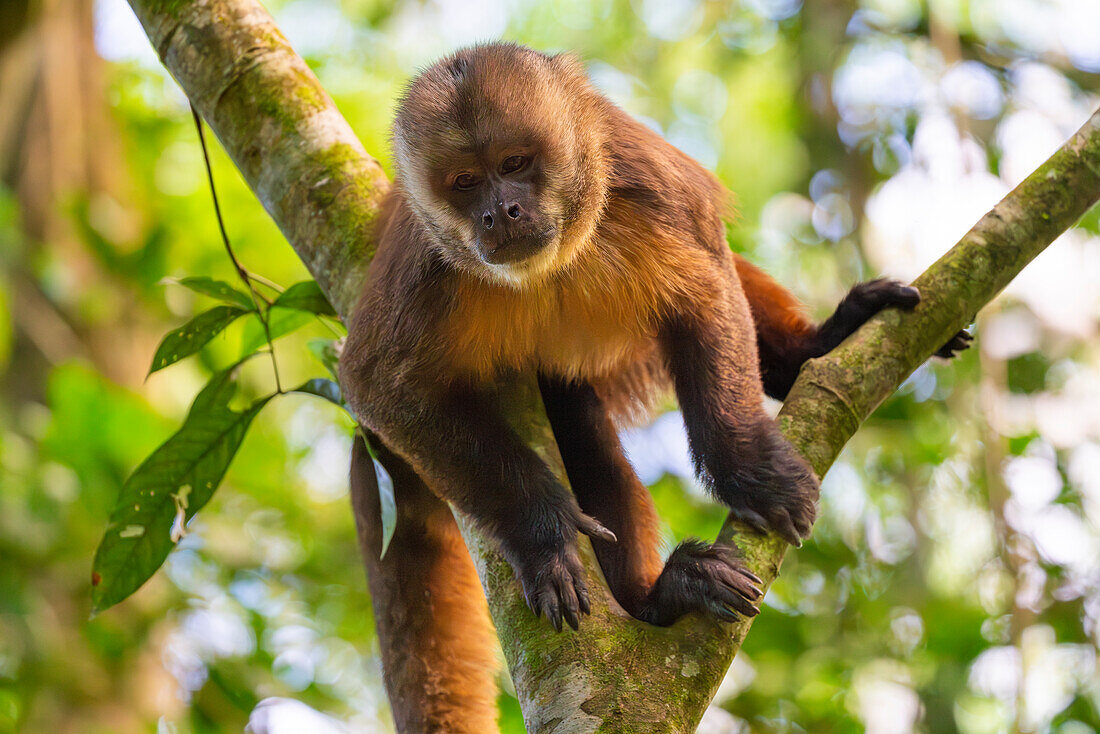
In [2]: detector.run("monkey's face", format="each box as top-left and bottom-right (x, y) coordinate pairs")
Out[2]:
(439, 144), (558, 270)
(392, 45), (608, 287)
(404, 138), (565, 287)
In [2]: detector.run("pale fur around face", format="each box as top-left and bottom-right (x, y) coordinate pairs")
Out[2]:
(391, 44), (609, 290)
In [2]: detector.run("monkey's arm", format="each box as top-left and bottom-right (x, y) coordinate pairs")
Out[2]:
(340, 351), (614, 631)
(540, 375), (763, 624)
(662, 267), (818, 545)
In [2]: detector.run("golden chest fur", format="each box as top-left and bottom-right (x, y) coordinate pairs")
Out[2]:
(439, 228), (718, 382)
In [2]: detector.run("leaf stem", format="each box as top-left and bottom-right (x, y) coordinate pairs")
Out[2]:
(190, 104), (283, 392)
(246, 273), (285, 295)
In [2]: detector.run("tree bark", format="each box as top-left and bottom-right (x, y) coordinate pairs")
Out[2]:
(123, 0), (1100, 730)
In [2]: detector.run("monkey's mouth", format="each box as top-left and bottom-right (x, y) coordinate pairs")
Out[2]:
(476, 228), (557, 266)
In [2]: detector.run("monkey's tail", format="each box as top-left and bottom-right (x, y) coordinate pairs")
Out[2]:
(350, 434), (501, 734)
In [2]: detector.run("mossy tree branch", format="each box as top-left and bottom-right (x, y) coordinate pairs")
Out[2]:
(125, 0), (1100, 730)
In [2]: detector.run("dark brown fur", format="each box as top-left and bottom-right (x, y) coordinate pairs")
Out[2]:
(341, 42), (967, 732)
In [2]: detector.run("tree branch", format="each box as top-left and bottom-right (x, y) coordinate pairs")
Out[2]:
(124, 0), (1100, 730)
(127, 0), (389, 319)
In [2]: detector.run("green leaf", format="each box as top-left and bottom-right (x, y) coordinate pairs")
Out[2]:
(173, 276), (255, 310)
(148, 305), (249, 374)
(239, 308), (314, 355)
(271, 280), (337, 316)
(378, 463), (397, 559)
(350, 433), (396, 558)
(307, 338), (341, 380)
(291, 378), (346, 409)
(91, 367), (273, 614)
(361, 434), (397, 560)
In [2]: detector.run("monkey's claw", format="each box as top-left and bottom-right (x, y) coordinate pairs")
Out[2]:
(639, 540), (763, 626)
(518, 546), (590, 632)
(576, 513), (618, 544)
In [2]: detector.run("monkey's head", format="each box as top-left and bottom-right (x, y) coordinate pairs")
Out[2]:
(392, 43), (610, 287)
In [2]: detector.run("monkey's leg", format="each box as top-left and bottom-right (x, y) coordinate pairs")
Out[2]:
(732, 254), (972, 400)
(539, 376), (762, 625)
(663, 271), (818, 545)
(351, 436), (499, 734)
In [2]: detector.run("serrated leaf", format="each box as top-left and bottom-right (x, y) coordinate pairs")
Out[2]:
(175, 276), (254, 310)
(91, 368), (273, 614)
(148, 305), (249, 374)
(307, 338), (341, 380)
(239, 308), (314, 356)
(271, 280), (337, 317)
(291, 378), (346, 409)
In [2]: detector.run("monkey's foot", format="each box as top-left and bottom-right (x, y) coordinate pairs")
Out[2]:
(935, 330), (973, 359)
(515, 543), (591, 632)
(816, 278), (920, 346)
(638, 540), (762, 626)
(821, 281), (973, 361)
(713, 424), (818, 546)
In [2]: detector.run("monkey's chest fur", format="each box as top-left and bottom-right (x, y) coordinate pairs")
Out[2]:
(445, 277), (653, 379)
(439, 235), (720, 419)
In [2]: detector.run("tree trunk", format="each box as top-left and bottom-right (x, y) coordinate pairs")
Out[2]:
(122, 0), (1100, 729)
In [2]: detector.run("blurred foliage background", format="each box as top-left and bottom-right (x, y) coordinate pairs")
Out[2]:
(1, 0), (1099, 732)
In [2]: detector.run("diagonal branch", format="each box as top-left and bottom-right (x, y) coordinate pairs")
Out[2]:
(124, 0), (1100, 730)
(717, 109), (1100, 693)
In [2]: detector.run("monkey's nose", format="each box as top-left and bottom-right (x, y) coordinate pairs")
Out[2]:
(482, 212), (494, 229)
(494, 200), (524, 222)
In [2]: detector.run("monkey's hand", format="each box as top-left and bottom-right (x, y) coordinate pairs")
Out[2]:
(639, 540), (762, 626)
(713, 421), (819, 547)
(506, 506), (616, 632)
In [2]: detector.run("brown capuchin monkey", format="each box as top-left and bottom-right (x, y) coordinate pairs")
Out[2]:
(341, 42), (970, 732)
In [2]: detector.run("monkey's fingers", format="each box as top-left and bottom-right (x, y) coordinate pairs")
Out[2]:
(540, 592), (563, 633)
(935, 330), (973, 359)
(791, 505), (815, 539)
(575, 513), (618, 544)
(727, 506), (769, 535)
(736, 566), (764, 586)
(519, 548), (590, 633)
(559, 580), (581, 631)
(712, 582), (761, 620)
(710, 545), (764, 600)
(575, 575), (591, 616)
(768, 507), (804, 548)
(713, 567), (762, 605)
(847, 278), (921, 312)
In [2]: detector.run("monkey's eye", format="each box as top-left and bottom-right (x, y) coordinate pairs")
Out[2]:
(453, 173), (479, 191)
(500, 155), (528, 175)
